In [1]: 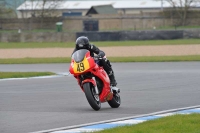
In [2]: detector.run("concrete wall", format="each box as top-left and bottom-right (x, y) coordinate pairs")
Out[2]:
(62, 17), (199, 32)
(62, 19), (82, 32)
(0, 14), (199, 31)
(0, 32), (76, 42)
(0, 18), (61, 30)
(99, 19), (122, 30)
(0, 30), (199, 42)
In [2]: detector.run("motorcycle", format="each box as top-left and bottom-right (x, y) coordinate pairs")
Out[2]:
(69, 49), (121, 111)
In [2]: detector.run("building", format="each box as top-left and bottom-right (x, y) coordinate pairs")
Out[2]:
(0, 0), (24, 18)
(16, 0), (200, 18)
(86, 5), (117, 15)
(0, 0), (24, 9)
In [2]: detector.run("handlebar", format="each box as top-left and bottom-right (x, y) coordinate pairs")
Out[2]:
(93, 55), (103, 60)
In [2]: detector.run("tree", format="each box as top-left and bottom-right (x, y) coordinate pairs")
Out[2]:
(156, 0), (200, 26)
(38, 0), (63, 28)
(19, 0), (63, 30)
(20, 0), (63, 18)
(0, 1), (17, 18)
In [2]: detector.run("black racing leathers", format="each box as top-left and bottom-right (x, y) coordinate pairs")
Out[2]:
(73, 44), (113, 75)
(72, 44), (117, 86)
(73, 44), (105, 58)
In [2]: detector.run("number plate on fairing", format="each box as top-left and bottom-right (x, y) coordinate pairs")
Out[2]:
(73, 56), (90, 74)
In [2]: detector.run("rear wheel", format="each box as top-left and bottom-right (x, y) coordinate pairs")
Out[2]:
(83, 83), (101, 111)
(108, 92), (121, 108)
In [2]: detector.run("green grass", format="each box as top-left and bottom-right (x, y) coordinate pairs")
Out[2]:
(109, 55), (200, 62)
(96, 114), (200, 133)
(0, 39), (199, 48)
(0, 57), (71, 64)
(0, 72), (56, 79)
(0, 55), (200, 64)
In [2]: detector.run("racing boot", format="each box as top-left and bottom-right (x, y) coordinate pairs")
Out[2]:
(108, 71), (117, 87)
(101, 59), (120, 92)
(109, 71), (120, 93)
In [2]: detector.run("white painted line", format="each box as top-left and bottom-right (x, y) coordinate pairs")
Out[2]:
(0, 75), (62, 81)
(31, 105), (200, 133)
(155, 112), (175, 117)
(111, 119), (145, 124)
(0, 72), (71, 81)
(52, 128), (102, 133)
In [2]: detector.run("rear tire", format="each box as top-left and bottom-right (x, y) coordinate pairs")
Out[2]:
(108, 92), (121, 108)
(83, 83), (101, 111)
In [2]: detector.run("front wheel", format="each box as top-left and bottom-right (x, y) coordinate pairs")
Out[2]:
(83, 83), (101, 111)
(108, 92), (121, 108)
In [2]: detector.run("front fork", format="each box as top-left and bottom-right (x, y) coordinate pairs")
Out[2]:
(92, 77), (99, 95)
(81, 76), (99, 95)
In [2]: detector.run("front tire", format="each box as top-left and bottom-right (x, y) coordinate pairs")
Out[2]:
(83, 83), (101, 111)
(108, 92), (121, 108)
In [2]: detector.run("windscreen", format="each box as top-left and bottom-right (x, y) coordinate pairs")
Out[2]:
(72, 49), (88, 63)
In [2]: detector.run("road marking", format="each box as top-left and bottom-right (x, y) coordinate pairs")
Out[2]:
(31, 105), (200, 133)
(0, 72), (71, 81)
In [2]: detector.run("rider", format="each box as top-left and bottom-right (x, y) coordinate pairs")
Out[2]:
(73, 36), (117, 87)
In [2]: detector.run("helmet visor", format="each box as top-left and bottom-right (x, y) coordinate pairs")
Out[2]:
(78, 43), (84, 47)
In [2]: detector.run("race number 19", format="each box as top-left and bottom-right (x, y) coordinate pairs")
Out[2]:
(77, 62), (85, 72)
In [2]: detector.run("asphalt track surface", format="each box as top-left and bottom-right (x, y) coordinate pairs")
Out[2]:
(0, 62), (200, 133)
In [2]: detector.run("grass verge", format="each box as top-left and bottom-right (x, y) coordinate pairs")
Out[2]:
(0, 39), (199, 48)
(96, 114), (200, 133)
(0, 72), (56, 79)
(109, 55), (200, 62)
(0, 55), (200, 64)
(0, 58), (71, 64)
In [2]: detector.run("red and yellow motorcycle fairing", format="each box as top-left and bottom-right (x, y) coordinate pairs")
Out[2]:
(69, 51), (96, 76)
(91, 65), (113, 102)
(69, 50), (113, 102)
